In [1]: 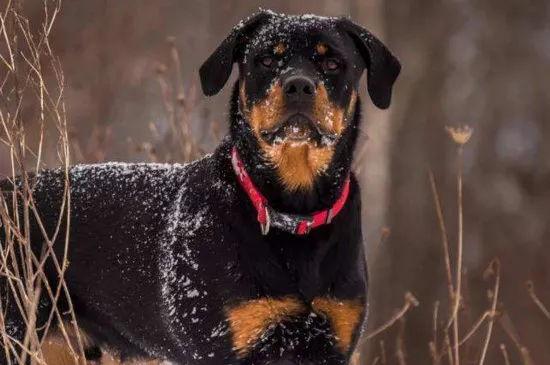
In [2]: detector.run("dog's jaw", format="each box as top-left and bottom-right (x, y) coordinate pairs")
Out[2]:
(230, 81), (360, 214)
(239, 81), (355, 193)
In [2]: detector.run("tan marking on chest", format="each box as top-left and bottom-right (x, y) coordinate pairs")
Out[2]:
(226, 297), (306, 358)
(312, 297), (364, 354)
(41, 325), (161, 365)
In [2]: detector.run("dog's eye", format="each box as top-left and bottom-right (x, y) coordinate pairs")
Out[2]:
(259, 56), (275, 68)
(324, 58), (340, 72)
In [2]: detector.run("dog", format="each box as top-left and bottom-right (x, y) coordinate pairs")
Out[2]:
(0, 10), (400, 365)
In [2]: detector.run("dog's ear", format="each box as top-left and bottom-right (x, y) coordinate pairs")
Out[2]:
(339, 18), (401, 109)
(199, 11), (271, 96)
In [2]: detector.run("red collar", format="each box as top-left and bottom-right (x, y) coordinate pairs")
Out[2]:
(231, 146), (350, 235)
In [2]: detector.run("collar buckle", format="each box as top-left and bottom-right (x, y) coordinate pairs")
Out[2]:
(260, 205), (271, 235)
(326, 208), (334, 224)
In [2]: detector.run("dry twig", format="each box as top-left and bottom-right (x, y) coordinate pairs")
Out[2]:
(446, 125), (473, 365)
(478, 259), (500, 365)
(500, 344), (510, 365)
(526, 280), (550, 320)
(365, 292), (419, 340)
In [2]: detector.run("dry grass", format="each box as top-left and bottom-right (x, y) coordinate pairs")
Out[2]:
(0, 1), (90, 364)
(360, 125), (550, 365)
(126, 37), (219, 164)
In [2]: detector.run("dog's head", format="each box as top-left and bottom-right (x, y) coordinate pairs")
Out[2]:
(200, 10), (400, 192)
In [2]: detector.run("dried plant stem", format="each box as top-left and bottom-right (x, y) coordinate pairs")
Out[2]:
(379, 340), (386, 365)
(168, 38), (195, 162)
(432, 301), (440, 350)
(499, 316), (533, 365)
(0, 1), (88, 363)
(526, 280), (550, 320)
(429, 341), (439, 365)
(478, 260), (500, 365)
(396, 318), (407, 365)
(429, 171), (455, 302)
(9, 4), (43, 363)
(520, 347), (534, 365)
(444, 329), (454, 365)
(451, 145), (464, 365)
(365, 292), (419, 340)
(456, 311), (489, 348)
(0, 299), (14, 365)
(500, 344), (510, 365)
(155, 67), (178, 139)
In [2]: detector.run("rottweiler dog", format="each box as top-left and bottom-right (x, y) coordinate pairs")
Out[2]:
(0, 10), (400, 365)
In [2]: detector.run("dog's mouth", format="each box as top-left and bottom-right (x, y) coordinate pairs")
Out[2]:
(260, 114), (338, 147)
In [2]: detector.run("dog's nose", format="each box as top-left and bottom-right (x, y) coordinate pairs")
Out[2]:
(283, 76), (315, 101)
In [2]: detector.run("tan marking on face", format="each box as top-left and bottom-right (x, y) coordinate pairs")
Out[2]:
(247, 82), (286, 133)
(312, 298), (364, 354)
(313, 84), (346, 135)
(274, 43), (286, 55)
(244, 82), (347, 192)
(346, 90), (357, 119)
(317, 43), (328, 56)
(240, 80), (248, 113)
(226, 297), (306, 358)
(263, 142), (334, 192)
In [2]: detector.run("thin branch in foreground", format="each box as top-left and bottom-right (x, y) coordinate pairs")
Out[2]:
(500, 344), (510, 365)
(526, 280), (550, 320)
(429, 171), (454, 303)
(428, 341), (439, 365)
(445, 125), (473, 365)
(395, 317), (407, 365)
(365, 292), (419, 340)
(499, 314), (534, 365)
(478, 259), (500, 365)
(432, 300), (439, 351)
(0, 0), (88, 363)
(444, 330), (455, 365)
(456, 311), (489, 348)
(379, 340), (386, 365)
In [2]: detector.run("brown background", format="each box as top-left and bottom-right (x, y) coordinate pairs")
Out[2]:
(1, 0), (549, 363)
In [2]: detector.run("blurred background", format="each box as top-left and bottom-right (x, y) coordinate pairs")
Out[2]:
(1, 0), (550, 364)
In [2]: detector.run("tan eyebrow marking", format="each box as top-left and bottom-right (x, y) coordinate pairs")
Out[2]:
(316, 43), (328, 55)
(274, 43), (286, 55)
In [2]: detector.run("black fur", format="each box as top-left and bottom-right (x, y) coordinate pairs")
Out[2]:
(0, 10), (400, 365)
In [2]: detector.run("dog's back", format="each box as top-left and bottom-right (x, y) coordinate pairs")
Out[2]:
(0, 144), (245, 363)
